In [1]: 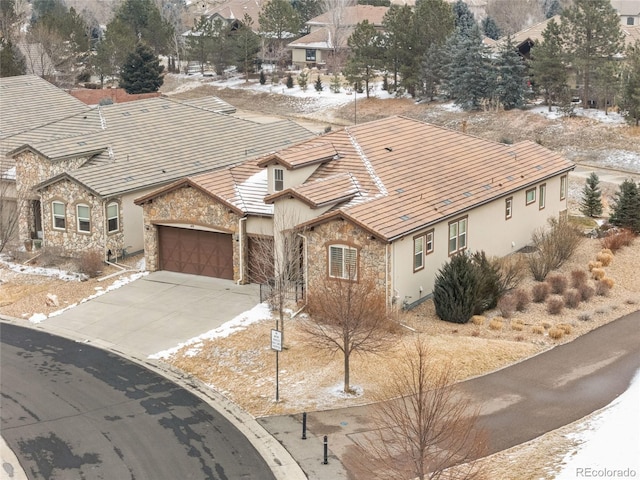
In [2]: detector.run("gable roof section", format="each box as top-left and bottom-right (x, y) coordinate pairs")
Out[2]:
(500, 16), (560, 49)
(278, 116), (574, 241)
(265, 172), (360, 208)
(12, 97), (315, 197)
(0, 75), (90, 140)
(257, 141), (338, 168)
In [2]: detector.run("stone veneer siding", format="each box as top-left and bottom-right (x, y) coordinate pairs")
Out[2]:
(140, 185), (245, 281)
(14, 150), (90, 242)
(39, 179), (124, 257)
(305, 218), (390, 303)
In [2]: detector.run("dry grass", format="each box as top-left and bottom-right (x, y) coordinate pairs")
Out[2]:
(548, 327), (564, 340)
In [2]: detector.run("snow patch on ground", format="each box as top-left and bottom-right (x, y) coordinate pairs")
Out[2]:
(530, 105), (627, 125)
(0, 255), (87, 282)
(149, 302), (273, 360)
(555, 371), (640, 479)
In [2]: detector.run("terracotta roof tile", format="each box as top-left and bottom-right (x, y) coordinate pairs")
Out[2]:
(257, 141), (339, 169)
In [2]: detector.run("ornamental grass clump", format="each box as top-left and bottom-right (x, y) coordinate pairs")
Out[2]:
(546, 296), (564, 315)
(532, 282), (551, 303)
(563, 288), (581, 309)
(547, 273), (568, 294)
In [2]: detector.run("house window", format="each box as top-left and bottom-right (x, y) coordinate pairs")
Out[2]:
(526, 188), (536, 205)
(505, 197), (513, 219)
(329, 244), (357, 280)
(274, 168), (284, 192)
(52, 201), (66, 230)
(560, 175), (567, 200)
(306, 49), (316, 61)
(77, 204), (90, 232)
(414, 236), (424, 271)
(448, 217), (467, 255)
(627, 17), (634, 26)
(414, 230), (434, 272)
(107, 202), (119, 233)
(539, 183), (546, 210)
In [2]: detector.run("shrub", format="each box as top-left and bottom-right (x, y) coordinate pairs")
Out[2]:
(588, 260), (602, 271)
(286, 73), (294, 88)
(297, 71), (309, 91)
(511, 319), (524, 331)
(513, 288), (531, 312)
(600, 248), (613, 256)
(471, 315), (485, 326)
(314, 75), (323, 92)
(528, 217), (583, 281)
(570, 269), (588, 289)
(548, 327), (564, 339)
(578, 312), (592, 321)
(596, 251), (613, 266)
(532, 325), (545, 335)
(578, 284), (595, 301)
(595, 279), (612, 296)
(532, 282), (551, 303)
(563, 288), (581, 309)
(259, 70), (266, 85)
(494, 254), (526, 293)
(542, 321), (552, 329)
(433, 253), (479, 324)
(546, 296), (564, 315)
(489, 317), (504, 330)
(471, 251), (502, 313)
(497, 294), (517, 318)
(78, 250), (104, 278)
(558, 323), (572, 335)
(547, 273), (568, 294)
(591, 268), (605, 280)
(600, 229), (636, 252)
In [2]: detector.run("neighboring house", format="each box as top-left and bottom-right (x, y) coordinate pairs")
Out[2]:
(502, 15), (559, 58)
(1, 75), (91, 246)
(288, 5), (388, 68)
(6, 93), (314, 259)
(612, 0), (640, 26)
(16, 43), (55, 79)
(185, 0), (264, 33)
(136, 116), (574, 309)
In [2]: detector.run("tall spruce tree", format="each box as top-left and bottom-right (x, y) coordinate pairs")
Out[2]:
(529, 18), (568, 111)
(580, 172), (603, 218)
(382, 4), (414, 91)
(482, 15), (501, 40)
(621, 41), (640, 126)
(0, 38), (26, 76)
(346, 20), (383, 98)
(119, 42), (164, 94)
(609, 179), (640, 233)
(452, 0), (476, 37)
(561, 0), (624, 109)
(494, 35), (527, 109)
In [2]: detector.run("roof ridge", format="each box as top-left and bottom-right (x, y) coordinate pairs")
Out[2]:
(345, 127), (387, 197)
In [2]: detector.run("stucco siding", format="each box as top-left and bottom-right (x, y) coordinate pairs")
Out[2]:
(121, 191), (146, 254)
(266, 163), (319, 194)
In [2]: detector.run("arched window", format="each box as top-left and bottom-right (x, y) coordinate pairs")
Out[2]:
(77, 204), (90, 232)
(107, 202), (119, 233)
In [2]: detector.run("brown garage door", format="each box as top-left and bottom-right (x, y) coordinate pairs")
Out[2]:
(158, 226), (233, 279)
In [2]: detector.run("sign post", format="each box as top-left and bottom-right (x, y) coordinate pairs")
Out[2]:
(271, 329), (282, 402)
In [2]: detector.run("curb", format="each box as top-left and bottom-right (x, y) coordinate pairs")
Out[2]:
(0, 315), (307, 480)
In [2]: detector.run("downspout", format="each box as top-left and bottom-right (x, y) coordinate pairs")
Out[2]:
(295, 232), (308, 312)
(103, 200), (108, 262)
(386, 242), (391, 311)
(238, 217), (247, 285)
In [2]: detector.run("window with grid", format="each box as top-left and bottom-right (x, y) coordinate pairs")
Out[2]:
(52, 201), (66, 230)
(448, 217), (467, 255)
(329, 245), (357, 280)
(414, 236), (424, 271)
(107, 202), (119, 233)
(274, 168), (284, 191)
(505, 197), (513, 219)
(77, 204), (90, 232)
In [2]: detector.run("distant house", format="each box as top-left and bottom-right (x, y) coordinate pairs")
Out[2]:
(184, 0), (264, 33)
(137, 116), (574, 308)
(6, 90), (314, 259)
(288, 5), (388, 68)
(611, 0), (640, 26)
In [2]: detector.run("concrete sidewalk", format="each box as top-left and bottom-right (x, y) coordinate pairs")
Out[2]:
(259, 310), (640, 478)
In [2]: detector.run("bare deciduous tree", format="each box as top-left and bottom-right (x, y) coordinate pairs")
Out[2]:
(355, 337), (487, 480)
(486, 0), (544, 36)
(303, 271), (392, 393)
(321, 0), (355, 73)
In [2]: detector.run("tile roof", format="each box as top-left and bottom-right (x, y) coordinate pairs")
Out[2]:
(307, 5), (388, 28)
(500, 16), (560, 48)
(257, 141), (339, 168)
(272, 116), (575, 241)
(14, 96), (314, 197)
(265, 172), (360, 208)
(622, 25), (640, 47)
(0, 75), (89, 140)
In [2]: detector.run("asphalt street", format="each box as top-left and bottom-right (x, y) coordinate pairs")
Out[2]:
(0, 323), (275, 480)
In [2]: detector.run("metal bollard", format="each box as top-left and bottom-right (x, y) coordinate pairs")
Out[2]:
(323, 435), (328, 465)
(302, 412), (307, 440)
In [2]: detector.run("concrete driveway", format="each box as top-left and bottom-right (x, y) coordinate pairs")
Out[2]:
(35, 271), (260, 357)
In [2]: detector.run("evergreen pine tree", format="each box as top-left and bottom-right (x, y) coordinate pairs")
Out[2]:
(481, 16), (501, 40)
(421, 43), (445, 101)
(609, 179), (640, 233)
(259, 70), (266, 85)
(314, 75), (323, 91)
(0, 39), (27, 77)
(297, 71), (308, 90)
(621, 42), (640, 126)
(286, 73), (294, 88)
(433, 253), (480, 324)
(494, 35), (527, 109)
(529, 19), (568, 111)
(452, 0), (476, 37)
(544, 0), (562, 18)
(330, 72), (341, 93)
(580, 172), (603, 217)
(119, 42), (164, 94)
